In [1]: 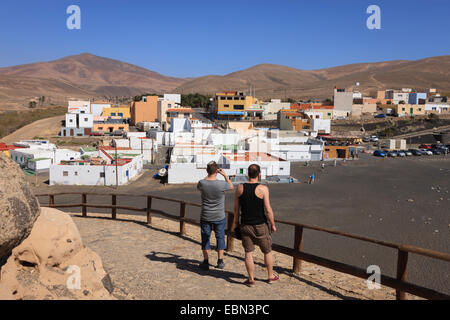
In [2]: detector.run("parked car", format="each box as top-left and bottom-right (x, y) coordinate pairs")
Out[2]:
(409, 149), (422, 156)
(421, 149), (433, 156)
(111, 130), (125, 136)
(370, 135), (379, 142)
(374, 114), (386, 118)
(397, 151), (406, 157)
(373, 150), (387, 157)
(362, 136), (370, 142)
(434, 145), (449, 154)
(387, 151), (398, 157)
(431, 148), (442, 155)
(90, 131), (104, 136)
(419, 144), (432, 150)
(402, 150), (413, 156)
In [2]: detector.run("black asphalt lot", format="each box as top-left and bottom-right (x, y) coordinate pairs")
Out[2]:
(32, 154), (450, 295)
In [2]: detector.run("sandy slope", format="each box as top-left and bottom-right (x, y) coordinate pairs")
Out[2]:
(2, 115), (64, 144)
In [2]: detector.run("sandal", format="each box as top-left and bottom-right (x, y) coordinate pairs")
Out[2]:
(244, 279), (255, 287)
(268, 272), (279, 284)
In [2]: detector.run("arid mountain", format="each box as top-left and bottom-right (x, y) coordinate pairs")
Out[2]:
(0, 53), (187, 110)
(1, 53), (450, 111)
(176, 56), (450, 100)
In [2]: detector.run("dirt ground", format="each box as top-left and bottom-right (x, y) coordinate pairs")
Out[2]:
(72, 213), (414, 300)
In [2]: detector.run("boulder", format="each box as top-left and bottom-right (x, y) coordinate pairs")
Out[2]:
(0, 208), (113, 300)
(0, 152), (40, 262)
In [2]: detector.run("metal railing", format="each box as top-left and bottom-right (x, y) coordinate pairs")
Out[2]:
(35, 191), (450, 300)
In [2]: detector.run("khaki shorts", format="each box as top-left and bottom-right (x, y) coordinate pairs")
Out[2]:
(240, 223), (272, 254)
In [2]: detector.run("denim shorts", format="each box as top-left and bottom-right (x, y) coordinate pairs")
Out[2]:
(200, 218), (226, 251)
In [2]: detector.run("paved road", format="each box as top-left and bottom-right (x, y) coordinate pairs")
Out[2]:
(32, 154), (450, 295)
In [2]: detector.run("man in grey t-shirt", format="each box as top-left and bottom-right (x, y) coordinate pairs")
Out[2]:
(197, 161), (234, 270)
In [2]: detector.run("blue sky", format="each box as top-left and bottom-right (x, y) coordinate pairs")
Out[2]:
(0, 0), (449, 77)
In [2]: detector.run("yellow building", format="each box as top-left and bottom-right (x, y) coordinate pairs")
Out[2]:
(101, 106), (131, 119)
(214, 91), (259, 119)
(394, 104), (425, 116)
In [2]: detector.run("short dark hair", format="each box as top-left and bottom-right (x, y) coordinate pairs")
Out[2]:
(248, 164), (260, 179)
(207, 161), (218, 175)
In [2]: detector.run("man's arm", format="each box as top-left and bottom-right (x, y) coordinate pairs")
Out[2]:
(232, 184), (243, 230)
(218, 168), (234, 190)
(262, 186), (276, 232)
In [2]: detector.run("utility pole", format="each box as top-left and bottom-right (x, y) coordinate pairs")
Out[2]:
(115, 144), (118, 189)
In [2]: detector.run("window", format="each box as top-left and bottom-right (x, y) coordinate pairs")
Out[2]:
(111, 113), (116, 116)
(227, 97), (232, 100)
(84, 118), (88, 121)
(240, 97), (245, 100)
(224, 104), (229, 108)
(100, 172), (105, 178)
(402, 108), (405, 111)
(220, 97), (226, 100)
(327, 113), (331, 116)
(69, 119), (73, 122)
(418, 108), (422, 111)
(234, 105), (244, 110)
(118, 113), (123, 117)
(75, 172), (78, 176)
(63, 171), (68, 176)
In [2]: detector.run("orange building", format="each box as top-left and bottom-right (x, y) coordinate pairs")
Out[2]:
(93, 123), (129, 133)
(130, 96), (159, 125)
(278, 109), (311, 130)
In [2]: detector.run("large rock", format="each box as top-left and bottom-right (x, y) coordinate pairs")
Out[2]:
(0, 153), (40, 261)
(0, 207), (113, 299)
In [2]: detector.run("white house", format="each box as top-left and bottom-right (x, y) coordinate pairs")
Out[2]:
(49, 155), (143, 186)
(425, 103), (450, 114)
(10, 148), (80, 172)
(163, 94), (181, 104)
(91, 102), (111, 116)
(68, 100), (91, 114)
(311, 119), (331, 134)
(61, 113), (94, 136)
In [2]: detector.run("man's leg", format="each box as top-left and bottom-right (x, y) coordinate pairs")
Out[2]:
(200, 221), (212, 270)
(264, 251), (274, 279)
(244, 251), (255, 282)
(213, 218), (226, 260)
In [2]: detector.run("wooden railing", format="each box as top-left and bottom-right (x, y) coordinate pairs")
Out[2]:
(36, 192), (450, 300)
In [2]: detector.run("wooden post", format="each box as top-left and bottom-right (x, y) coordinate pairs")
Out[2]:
(147, 196), (152, 225)
(179, 202), (186, 235)
(82, 193), (87, 217)
(396, 249), (409, 300)
(226, 213), (234, 252)
(293, 226), (304, 274)
(49, 195), (55, 206)
(112, 194), (117, 220)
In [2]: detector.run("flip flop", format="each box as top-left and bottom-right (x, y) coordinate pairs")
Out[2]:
(244, 279), (255, 287)
(268, 272), (279, 284)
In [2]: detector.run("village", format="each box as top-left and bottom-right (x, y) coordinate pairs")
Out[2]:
(1, 86), (449, 187)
